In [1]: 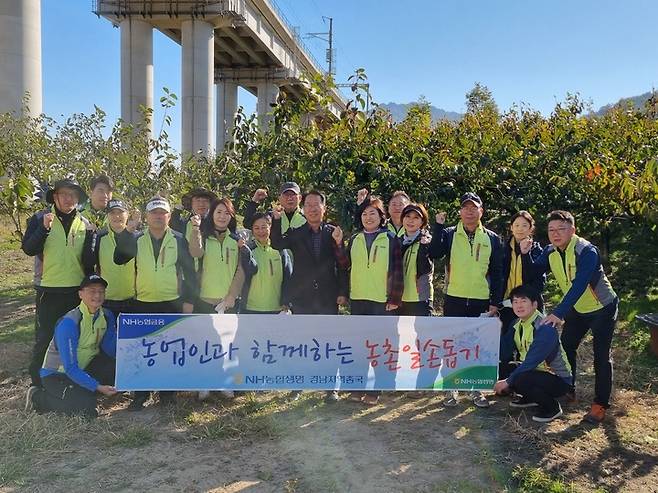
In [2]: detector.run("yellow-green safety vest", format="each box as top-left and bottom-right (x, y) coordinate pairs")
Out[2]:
(41, 208), (87, 288)
(247, 241), (283, 312)
(350, 231), (389, 303)
(388, 222), (405, 238)
(446, 222), (491, 300)
(402, 241), (433, 302)
(513, 310), (549, 372)
(548, 235), (609, 314)
(281, 209), (306, 233)
(42, 302), (107, 372)
(98, 229), (135, 301)
(199, 233), (239, 300)
(135, 229), (179, 302)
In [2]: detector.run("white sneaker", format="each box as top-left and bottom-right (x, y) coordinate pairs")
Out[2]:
(25, 386), (40, 412)
(198, 390), (211, 401)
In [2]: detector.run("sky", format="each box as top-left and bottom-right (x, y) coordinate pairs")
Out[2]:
(41, 0), (658, 152)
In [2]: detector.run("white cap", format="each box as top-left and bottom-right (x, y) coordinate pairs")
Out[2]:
(145, 197), (171, 213)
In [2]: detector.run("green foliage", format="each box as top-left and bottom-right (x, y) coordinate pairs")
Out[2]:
(511, 465), (580, 493)
(1, 75), (657, 245)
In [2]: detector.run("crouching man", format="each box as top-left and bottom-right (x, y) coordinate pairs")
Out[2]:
(26, 274), (117, 418)
(493, 285), (572, 423)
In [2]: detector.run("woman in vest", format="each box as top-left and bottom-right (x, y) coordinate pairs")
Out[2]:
(242, 212), (292, 314)
(499, 211), (546, 336)
(189, 197), (256, 314)
(83, 199), (137, 316)
(345, 195), (403, 405)
(398, 203), (434, 317)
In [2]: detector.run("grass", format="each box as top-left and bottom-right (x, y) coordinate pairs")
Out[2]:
(511, 466), (581, 493)
(108, 425), (155, 448)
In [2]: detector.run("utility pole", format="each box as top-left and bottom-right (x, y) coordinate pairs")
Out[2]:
(306, 16), (335, 76)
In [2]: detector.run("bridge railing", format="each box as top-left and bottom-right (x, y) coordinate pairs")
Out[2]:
(265, 0), (326, 74)
(93, 0), (245, 18)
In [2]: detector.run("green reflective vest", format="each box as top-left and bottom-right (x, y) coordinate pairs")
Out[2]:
(281, 209), (306, 233)
(350, 231), (389, 303)
(402, 242), (433, 303)
(43, 303), (107, 372)
(388, 222), (405, 238)
(41, 208), (87, 288)
(513, 310), (571, 376)
(98, 229), (135, 301)
(135, 229), (179, 302)
(446, 222), (491, 300)
(247, 241), (283, 312)
(548, 235), (612, 314)
(199, 233), (239, 301)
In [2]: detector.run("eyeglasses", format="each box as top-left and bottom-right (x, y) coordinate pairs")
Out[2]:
(55, 191), (78, 200)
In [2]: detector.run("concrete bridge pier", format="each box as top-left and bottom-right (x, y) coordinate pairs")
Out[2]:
(181, 19), (214, 157)
(120, 18), (153, 133)
(216, 79), (238, 151)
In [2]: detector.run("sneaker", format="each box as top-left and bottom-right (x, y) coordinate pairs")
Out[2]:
(443, 390), (459, 407)
(362, 393), (380, 405)
(127, 394), (148, 412)
(349, 391), (365, 403)
(582, 403), (606, 424)
(532, 403), (563, 423)
(198, 390), (211, 401)
(471, 391), (490, 408)
(220, 390), (235, 399)
(25, 385), (40, 412)
(324, 390), (339, 403)
(288, 390), (302, 401)
(509, 395), (539, 408)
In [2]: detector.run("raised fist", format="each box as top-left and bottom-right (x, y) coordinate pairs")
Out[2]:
(126, 210), (142, 233)
(519, 237), (533, 254)
(435, 212), (447, 225)
(190, 214), (202, 228)
(272, 205), (283, 220)
(356, 188), (369, 206)
(43, 212), (55, 230)
(252, 188), (268, 203)
(332, 225), (344, 245)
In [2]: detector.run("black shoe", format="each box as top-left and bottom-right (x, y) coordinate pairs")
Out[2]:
(127, 393), (149, 411)
(289, 390), (302, 402)
(509, 395), (539, 408)
(324, 390), (339, 403)
(532, 403), (563, 423)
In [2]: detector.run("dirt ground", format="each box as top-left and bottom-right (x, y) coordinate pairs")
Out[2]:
(1, 245), (657, 492)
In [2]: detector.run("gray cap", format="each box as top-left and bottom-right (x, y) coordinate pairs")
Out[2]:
(279, 182), (301, 195)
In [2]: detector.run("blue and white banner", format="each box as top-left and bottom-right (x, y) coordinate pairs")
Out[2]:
(115, 314), (501, 391)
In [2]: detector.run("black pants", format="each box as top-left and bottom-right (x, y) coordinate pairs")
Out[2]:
(350, 300), (388, 315)
(560, 299), (618, 408)
(443, 295), (489, 317)
(103, 299), (134, 318)
(292, 300), (338, 315)
(33, 351), (116, 418)
(132, 299), (182, 404)
(30, 289), (80, 387)
(194, 299), (239, 314)
(398, 300), (433, 317)
(510, 370), (570, 414)
(241, 309), (280, 314)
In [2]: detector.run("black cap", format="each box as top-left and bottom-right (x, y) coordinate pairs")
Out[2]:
(107, 199), (128, 212)
(279, 182), (301, 195)
(45, 179), (88, 205)
(460, 192), (483, 207)
(80, 274), (108, 289)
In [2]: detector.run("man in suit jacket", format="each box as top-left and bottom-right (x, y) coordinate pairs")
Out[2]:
(270, 190), (348, 314)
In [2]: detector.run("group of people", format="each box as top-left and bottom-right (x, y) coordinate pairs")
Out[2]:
(21, 175), (618, 425)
